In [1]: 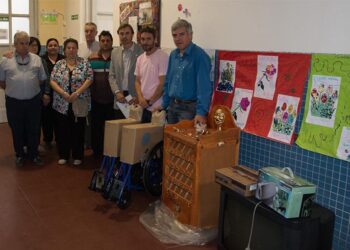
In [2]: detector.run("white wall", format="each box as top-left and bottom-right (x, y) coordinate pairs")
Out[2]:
(64, 0), (87, 42)
(112, 0), (350, 54)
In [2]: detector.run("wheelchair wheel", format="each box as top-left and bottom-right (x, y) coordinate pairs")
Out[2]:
(117, 188), (131, 209)
(142, 141), (163, 196)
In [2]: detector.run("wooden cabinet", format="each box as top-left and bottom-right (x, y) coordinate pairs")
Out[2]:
(162, 106), (240, 228)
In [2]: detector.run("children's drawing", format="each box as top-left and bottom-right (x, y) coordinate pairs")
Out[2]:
(268, 94), (299, 143)
(231, 88), (253, 129)
(254, 55), (278, 100)
(336, 127), (350, 162)
(306, 75), (340, 128)
(216, 60), (236, 93)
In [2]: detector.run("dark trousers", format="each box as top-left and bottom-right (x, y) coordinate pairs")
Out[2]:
(41, 102), (55, 143)
(55, 107), (85, 160)
(90, 100), (116, 156)
(6, 94), (41, 159)
(167, 100), (196, 124)
(141, 109), (152, 123)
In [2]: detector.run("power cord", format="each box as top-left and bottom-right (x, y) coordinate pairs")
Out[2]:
(245, 201), (263, 250)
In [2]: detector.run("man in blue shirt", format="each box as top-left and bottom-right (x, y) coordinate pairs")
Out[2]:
(0, 31), (47, 166)
(162, 19), (212, 125)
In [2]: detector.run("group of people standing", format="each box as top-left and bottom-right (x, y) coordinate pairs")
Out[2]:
(0, 19), (213, 168)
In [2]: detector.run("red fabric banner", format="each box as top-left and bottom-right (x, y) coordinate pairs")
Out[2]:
(211, 51), (311, 144)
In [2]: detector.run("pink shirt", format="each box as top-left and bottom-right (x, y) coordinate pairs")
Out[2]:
(135, 49), (168, 111)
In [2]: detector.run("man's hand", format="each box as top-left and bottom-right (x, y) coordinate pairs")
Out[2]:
(115, 92), (126, 103)
(42, 94), (50, 106)
(194, 115), (207, 125)
(138, 96), (149, 108)
(3, 50), (14, 59)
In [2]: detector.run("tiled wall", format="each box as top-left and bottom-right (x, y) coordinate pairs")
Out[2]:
(238, 83), (350, 249)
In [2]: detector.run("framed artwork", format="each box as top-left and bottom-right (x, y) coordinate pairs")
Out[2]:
(119, 0), (161, 47)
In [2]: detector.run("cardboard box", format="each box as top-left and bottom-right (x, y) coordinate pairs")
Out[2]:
(257, 167), (316, 218)
(120, 123), (163, 164)
(103, 119), (140, 157)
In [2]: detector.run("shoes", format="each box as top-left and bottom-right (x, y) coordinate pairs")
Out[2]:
(16, 157), (24, 167)
(33, 156), (43, 166)
(58, 159), (67, 165)
(73, 159), (82, 166)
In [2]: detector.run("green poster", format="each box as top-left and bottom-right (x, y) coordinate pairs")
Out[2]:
(296, 54), (350, 162)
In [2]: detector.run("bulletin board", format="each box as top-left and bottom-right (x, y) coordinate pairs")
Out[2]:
(119, 0), (161, 46)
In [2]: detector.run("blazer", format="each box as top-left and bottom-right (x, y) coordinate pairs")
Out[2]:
(109, 42), (143, 98)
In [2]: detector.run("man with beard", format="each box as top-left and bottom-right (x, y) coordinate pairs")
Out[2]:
(89, 31), (115, 157)
(109, 24), (143, 119)
(134, 26), (168, 123)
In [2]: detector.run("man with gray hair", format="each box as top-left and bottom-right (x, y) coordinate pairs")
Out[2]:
(162, 19), (212, 125)
(0, 31), (47, 166)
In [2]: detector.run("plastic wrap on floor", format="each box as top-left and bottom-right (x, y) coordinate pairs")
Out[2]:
(139, 200), (217, 246)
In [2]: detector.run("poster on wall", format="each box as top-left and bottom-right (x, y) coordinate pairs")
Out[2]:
(119, 0), (161, 46)
(267, 94), (299, 144)
(254, 55), (278, 100)
(211, 51), (311, 144)
(230, 88), (253, 129)
(306, 75), (340, 128)
(296, 54), (350, 162)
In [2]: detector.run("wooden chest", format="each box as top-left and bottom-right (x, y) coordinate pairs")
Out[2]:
(162, 106), (240, 228)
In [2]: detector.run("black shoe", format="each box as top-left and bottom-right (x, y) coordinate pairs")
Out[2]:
(33, 157), (43, 166)
(16, 157), (24, 167)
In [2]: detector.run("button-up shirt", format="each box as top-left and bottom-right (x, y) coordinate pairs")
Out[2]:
(121, 44), (135, 91)
(0, 52), (47, 100)
(162, 42), (212, 116)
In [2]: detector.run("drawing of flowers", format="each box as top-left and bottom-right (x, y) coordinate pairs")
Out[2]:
(257, 64), (277, 90)
(310, 83), (338, 119)
(272, 102), (296, 135)
(232, 97), (250, 120)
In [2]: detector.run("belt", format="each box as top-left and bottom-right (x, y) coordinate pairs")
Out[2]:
(173, 98), (196, 104)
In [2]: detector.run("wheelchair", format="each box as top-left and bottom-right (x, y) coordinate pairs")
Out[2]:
(89, 119), (164, 209)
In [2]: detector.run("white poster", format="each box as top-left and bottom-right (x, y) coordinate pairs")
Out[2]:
(306, 75), (340, 128)
(336, 127), (350, 161)
(268, 94), (299, 144)
(254, 55), (278, 100)
(216, 60), (236, 93)
(231, 88), (253, 129)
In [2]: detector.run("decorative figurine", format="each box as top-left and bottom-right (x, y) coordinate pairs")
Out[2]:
(214, 108), (225, 131)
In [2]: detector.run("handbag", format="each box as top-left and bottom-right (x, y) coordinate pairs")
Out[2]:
(72, 98), (89, 124)
(72, 98), (89, 118)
